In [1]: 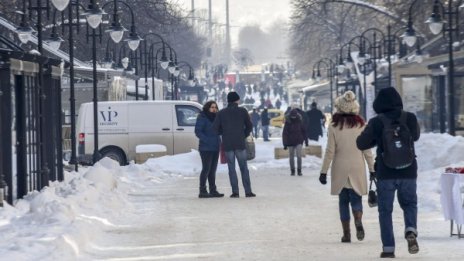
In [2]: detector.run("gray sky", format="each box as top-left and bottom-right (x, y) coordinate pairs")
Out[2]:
(171, 0), (292, 45)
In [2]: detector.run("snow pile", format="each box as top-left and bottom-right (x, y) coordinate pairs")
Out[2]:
(135, 144), (167, 153)
(0, 158), (134, 260)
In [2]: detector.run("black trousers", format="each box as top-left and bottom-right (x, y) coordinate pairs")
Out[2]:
(199, 151), (220, 191)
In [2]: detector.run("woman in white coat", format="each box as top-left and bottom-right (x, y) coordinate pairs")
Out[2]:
(319, 91), (375, 243)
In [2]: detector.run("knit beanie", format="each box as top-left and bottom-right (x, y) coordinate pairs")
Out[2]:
(227, 91), (240, 103)
(335, 91), (360, 114)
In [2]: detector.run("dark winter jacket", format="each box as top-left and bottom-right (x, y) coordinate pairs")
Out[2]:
(282, 113), (308, 147)
(251, 111), (261, 126)
(213, 103), (253, 151)
(195, 112), (221, 151)
(306, 108), (325, 141)
(356, 87), (420, 180)
(261, 110), (270, 126)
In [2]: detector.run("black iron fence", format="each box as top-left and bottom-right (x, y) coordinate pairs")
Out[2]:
(0, 47), (63, 205)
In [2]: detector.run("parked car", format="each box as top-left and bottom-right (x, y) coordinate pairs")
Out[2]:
(268, 109), (285, 128)
(77, 100), (202, 165)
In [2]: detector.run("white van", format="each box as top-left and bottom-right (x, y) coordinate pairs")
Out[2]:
(77, 100), (202, 165)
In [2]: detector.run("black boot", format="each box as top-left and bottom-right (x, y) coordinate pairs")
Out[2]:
(341, 221), (351, 243)
(353, 211), (365, 241)
(297, 169), (302, 176)
(209, 186), (224, 198)
(291, 169), (295, 176)
(198, 187), (210, 198)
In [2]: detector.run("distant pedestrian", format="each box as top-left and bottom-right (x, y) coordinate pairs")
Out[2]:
(261, 108), (271, 141)
(282, 109), (308, 176)
(306, 102), (326, 141)
(195, 101), (224, 198)
(356, 87), (420, 258)
(319, 91), (375, 244)
(275, 98), (282, 110)
(213, 91), (256, 198)
(250, 108), (261, 138)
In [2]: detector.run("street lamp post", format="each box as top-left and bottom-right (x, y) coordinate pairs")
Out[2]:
(312, 59), (335, 112)
(404, 0), (462, 135)
(149, 45), (170, 100)
(139, 33), (166, 100)
(84, 0), (104, 163)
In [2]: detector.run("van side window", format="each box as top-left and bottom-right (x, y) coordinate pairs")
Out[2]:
(176, 105), (200, 126)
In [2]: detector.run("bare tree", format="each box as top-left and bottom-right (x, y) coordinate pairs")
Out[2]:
(289, 0), (435, 75)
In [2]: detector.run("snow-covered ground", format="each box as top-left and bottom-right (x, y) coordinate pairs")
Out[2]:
(1, 133), (464, 260)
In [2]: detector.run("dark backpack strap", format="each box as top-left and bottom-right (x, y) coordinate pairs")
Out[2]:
(378, 113), (390, 128)
(399, 110), (407, 125)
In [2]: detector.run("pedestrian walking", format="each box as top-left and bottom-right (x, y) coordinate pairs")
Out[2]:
(282, 109), (308, 176)
(194, 101), (224, 198)
(261, 108), (271, 141)
(213, 91), (256, 198)
(250, 108), (261, 138)
(306, 102), (326, 141)
(356, 87), (420, 258)
(319, 91), (375, 244)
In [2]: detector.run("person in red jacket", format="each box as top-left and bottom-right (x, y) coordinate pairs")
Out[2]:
(282, 109), (308, 176)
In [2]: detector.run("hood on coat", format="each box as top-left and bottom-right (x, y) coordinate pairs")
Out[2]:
(373, 87), (403, 114)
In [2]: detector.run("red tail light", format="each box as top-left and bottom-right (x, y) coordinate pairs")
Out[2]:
(78, 133), (85, 144)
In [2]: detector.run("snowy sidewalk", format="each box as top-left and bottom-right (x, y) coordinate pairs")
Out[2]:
(82, 160), (461, 260)
(2, 134), (464, 260)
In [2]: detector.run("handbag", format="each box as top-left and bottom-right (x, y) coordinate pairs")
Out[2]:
(245, 135), (255, 160)
(368, 178), (378, 208)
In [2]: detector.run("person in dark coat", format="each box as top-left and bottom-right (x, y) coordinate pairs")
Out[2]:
(356, 87), (420, 258)
(195, 101), (224, 198)
(275, 98), (282, 110)
(250, 108), (261, 138)
(261, 108), (271, 141)
(213, 91), (255, 198)
(306, 102), (326, 141)
(282, 109), (308, 176)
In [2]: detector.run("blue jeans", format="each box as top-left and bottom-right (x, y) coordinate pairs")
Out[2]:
(377, 179), (418, 253)
(225, 149), (252, 194)
(262, 125), (269, 140)
(339, 188), (363, 221)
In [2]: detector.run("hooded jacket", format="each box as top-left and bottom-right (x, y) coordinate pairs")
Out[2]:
(356, 87), (420, 180)
(282, 111), (307, 146)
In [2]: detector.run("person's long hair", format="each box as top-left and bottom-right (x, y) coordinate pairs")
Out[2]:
(203, 100), (217, 113)
(202, 100), (218, 121)
(331, 113), (365, 130)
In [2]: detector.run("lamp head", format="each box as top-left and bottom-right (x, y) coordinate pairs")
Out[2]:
(51, 0), (70, 11)
(45, 32), (64, 51)
(401, 27), (417, 47)
(15, 21), (34, 44)
(84, 4), (105, 29)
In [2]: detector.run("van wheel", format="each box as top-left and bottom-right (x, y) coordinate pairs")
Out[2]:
(100, 147), (126, 166)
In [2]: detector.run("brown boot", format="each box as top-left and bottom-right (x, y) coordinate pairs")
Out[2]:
(353, 211), (365, 241)
(341, 220), (351, 243)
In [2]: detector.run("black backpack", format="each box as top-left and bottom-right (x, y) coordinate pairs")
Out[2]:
(379, 111), (415, 169)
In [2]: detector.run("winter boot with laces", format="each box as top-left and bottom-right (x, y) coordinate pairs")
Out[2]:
(341, 220), (351, 243)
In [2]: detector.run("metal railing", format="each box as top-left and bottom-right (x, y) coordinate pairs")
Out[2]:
(0, 46), (63, 206)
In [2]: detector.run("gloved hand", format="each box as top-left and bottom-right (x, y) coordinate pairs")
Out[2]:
(370, 172), (376, 181)
(319, 173), (327, 185)
(284, 146), (288, 150)
(305, 141), (309, 147)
